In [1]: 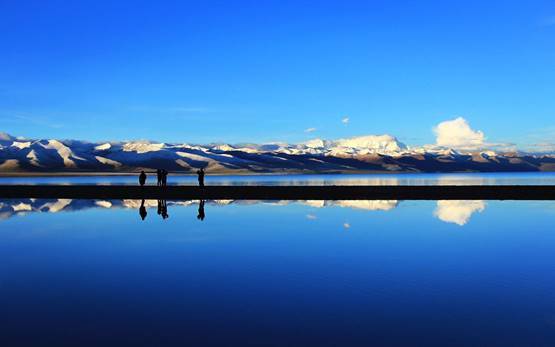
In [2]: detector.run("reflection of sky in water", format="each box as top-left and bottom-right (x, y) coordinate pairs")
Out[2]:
(1, 199), (555, 345)
(1, 198), (490, 226)
(2, 171), (555, 186)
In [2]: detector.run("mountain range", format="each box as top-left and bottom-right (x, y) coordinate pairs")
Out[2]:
(1, 132), (555, 174)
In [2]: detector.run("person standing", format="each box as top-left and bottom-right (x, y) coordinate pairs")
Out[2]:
(197, 167), (205, 187)
(162, 169), (168, 186)
(156, 169), (162, 186)
(139, 170), (147, 186)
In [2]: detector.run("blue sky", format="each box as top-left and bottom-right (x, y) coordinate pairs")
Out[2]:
(1, 0), (554, 148)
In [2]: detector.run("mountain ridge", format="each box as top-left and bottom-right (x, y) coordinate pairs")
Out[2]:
(1, 132), (554, 173)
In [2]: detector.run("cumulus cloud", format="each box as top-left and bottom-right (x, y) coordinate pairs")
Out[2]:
(304, 127), (317, 133)
(434, 117), (485, 149)
(342, 117), (349, 125)
(434, 200), (486, 226)
(306, 214), (317, 220)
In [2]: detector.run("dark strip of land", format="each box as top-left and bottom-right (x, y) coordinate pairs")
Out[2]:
(0, 185), (555, 200)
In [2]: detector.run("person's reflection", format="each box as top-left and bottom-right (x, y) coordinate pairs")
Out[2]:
(157, 199), (169, 219)
(197, 199), (205, 221)
(139, 199), (147, 220)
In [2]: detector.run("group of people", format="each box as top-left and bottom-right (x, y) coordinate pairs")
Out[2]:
(137, 167), (207, 221)
(138, 167), (206, 187)
(138, 199), (205, 221)
(156, 169), (169, 186)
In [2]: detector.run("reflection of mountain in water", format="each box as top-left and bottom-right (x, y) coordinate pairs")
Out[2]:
(0, 199), (486, 225)
(434, 200), (486, 226)
(300, 200), (399, 211)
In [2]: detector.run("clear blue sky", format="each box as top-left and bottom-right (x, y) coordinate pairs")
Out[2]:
(1, 0), (554, 147)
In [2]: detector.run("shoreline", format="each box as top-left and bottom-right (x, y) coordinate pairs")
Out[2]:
(0, 170), (554, 178)
(1, 184), (555, 200)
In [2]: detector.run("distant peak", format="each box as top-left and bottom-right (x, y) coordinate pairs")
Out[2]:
(0, 132), (15, 141)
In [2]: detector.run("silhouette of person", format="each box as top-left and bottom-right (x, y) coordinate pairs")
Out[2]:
(139, 170), (147, 186)
(161, 200), (169, 219)
(139, 199), (147, 220)
(156, 169), (162, 186)
(162, 169), (168, 186)
(157, 199), (169, 219)
(197, 167), (205, 187)
(197, 199), (205, 221)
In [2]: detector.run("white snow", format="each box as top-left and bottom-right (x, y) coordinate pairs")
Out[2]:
(95, 200), (113, 208)
(213, 144), (236, 151)
(40, 199), (72, 213)
(12, 203), (32, 212)
(40, 140), (85, 168)
(11, 141), (31, 149)
(123, 141), (165, 154)
(26, 150), (41, 166)
(95, 143), (112, 151)
(95, 156), (122, 167)
(176, 151), (212, 162)
(175, 159), (191, 168)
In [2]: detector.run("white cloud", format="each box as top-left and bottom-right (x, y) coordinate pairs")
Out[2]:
(434, 200), (486, 226)
(342, 117), (349, 125)
(434, 117), (485, 149)
(528, 142), (555, 153)
(343, 222), (351, 229)
(306, 213), (317, 220)
(304, 127), (317, 133)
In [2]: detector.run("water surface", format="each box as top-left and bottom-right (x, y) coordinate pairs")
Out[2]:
(1, 198), (555, 346)
(2, 171), (555, 186)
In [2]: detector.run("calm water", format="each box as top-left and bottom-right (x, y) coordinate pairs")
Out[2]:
(1, 197), (555, 346)
(2, 171), (555, 186)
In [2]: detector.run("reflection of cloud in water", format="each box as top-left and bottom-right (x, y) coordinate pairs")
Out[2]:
(0, 199), (491, 225)
(434, 200), (486, 226)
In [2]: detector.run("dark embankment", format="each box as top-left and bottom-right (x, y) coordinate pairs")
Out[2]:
(1, 185), (555, 200)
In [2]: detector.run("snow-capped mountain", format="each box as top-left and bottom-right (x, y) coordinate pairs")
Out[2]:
(1, 132), (554, 173)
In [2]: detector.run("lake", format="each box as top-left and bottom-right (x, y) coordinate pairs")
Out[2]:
(2, 171), (555, 186)
(1, 173), (555, 346)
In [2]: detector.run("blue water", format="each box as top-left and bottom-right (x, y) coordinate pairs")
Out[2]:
(2, 171), (555, 185)
(1, 198), (555, 346)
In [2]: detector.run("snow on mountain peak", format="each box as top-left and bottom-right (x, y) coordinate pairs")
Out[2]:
(123, 141), (165, 154)
(304, 138), (328, 149)
(11, 141), (31, 149)
(94, 143), (112, 151)
(40, 140), (85, 168)
(333, 135), (406, 152)
(0, 132), (14, 141)
(213, 144), (236, 151)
